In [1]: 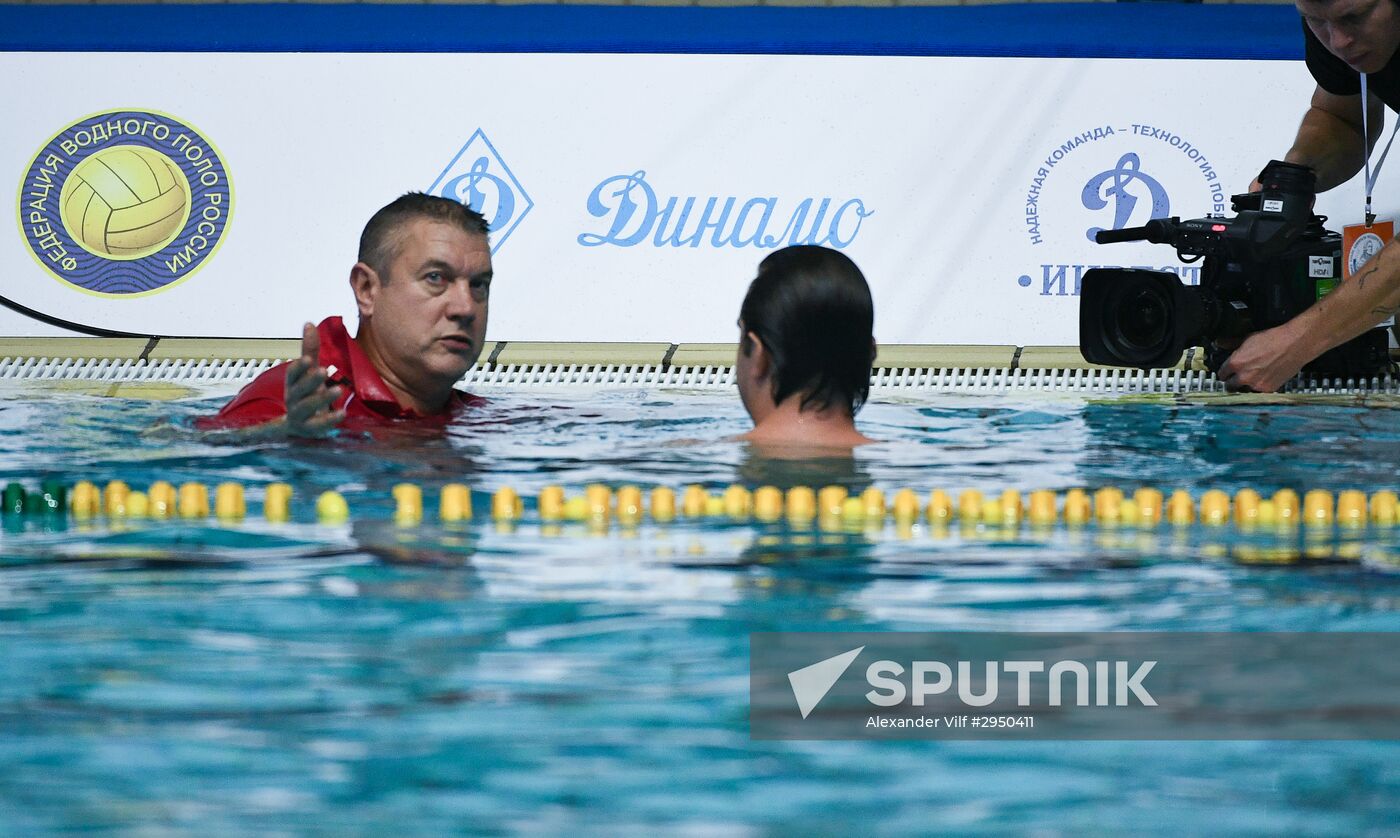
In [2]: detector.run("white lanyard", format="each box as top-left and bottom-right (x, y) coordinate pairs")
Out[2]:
(1360, 73), (1400, 225)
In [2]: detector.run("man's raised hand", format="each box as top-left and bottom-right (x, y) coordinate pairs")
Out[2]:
(283, 322), (345, 436)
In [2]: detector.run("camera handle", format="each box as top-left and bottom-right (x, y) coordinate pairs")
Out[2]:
(1095, 226), (1151, 244)
(1094, 219), (1175, 245)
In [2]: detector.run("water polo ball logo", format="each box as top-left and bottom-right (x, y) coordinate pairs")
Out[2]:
(19, 110), (232, 296)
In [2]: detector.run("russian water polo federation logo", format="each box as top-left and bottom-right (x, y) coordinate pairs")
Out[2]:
(427, 129), (533, 255)
(18, 109), (232, 296)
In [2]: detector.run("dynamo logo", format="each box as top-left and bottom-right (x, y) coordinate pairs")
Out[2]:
(428, 129), (533, 254)
(1017, 123), (1222, 296)
(1080, 152), (1169, 243)
(18, 109), (233, 297)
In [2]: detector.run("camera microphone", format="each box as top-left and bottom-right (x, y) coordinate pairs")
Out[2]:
(1094, 226), (1151, 245)
(1094, 220), (1173, 245)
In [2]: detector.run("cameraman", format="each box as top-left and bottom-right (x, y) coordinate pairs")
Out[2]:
(1220, 0), (1400, 391)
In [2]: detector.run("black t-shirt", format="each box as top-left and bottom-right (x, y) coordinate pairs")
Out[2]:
(1303, 17), (1400, 110)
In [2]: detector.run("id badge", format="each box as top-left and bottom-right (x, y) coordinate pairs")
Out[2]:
(1343, 219), (1395, 326)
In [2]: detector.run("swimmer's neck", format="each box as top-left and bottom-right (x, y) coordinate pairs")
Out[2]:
(355, 325), (456, 416)
(740, 395), (874, 448)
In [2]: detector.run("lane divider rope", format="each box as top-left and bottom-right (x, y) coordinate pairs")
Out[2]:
(10, 480), (1396, 533)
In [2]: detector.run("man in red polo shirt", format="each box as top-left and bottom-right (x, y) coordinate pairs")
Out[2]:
(200, 193), (492, 434)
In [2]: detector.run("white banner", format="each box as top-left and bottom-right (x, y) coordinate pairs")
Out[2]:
(2, 53), (1383, 344)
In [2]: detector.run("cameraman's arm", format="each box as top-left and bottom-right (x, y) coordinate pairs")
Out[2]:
(1219, 234), (1400, 391)
(1279, 85), (1383, 193)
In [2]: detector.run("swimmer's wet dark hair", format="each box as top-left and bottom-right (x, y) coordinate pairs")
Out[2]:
(740, 245), (875, 415)
(358, 192), (490, 277)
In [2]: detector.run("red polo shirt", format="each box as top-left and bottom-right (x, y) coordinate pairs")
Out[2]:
(197, 316), (483, 431)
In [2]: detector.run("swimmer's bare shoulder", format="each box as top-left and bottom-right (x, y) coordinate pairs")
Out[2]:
(735, 426), (876, 449)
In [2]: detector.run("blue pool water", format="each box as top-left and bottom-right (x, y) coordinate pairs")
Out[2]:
(1, 382), (1398, 834)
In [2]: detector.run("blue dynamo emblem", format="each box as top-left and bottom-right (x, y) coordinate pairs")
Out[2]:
(17, 109), (233, 297)
(1017, 123), (1221, 294)
(1081, 152), (1169, 243)
(428, 129), (533, 254)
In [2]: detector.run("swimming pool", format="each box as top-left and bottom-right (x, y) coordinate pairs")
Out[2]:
(2, 379), (1399, 833)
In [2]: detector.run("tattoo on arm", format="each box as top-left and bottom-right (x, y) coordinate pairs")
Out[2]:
(1356, 264), (1380, 289)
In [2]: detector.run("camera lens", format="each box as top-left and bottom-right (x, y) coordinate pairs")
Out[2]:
(1080, 267), (1193, 369)
(1114, 286), (1170, 352)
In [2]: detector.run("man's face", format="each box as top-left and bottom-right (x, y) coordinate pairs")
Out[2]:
(1300, 0), (1400, 74)
(359, 218), (492, 393)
